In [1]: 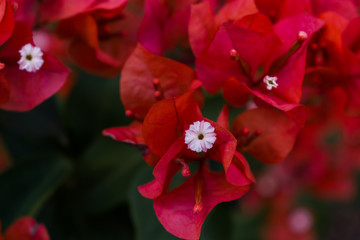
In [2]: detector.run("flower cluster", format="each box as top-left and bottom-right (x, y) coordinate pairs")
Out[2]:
(100, 0), (360, 239)
(0, 0), (359, 239)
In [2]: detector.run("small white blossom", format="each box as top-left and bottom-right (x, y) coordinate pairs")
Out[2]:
(185, 120), (216, 153)
(263, 75), (278, 90)
(297, 31), (308, 40)
(18, 43), (44, 72)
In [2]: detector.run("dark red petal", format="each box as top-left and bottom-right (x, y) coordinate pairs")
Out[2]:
(188, 1), (216, 57)
(233, 13), (274, 34)
(342, 17), (360, 54)
(0, 0), (14, 46)
(216, 105), (229, 130)
(209, 126), (237, 172)
(311, 0), (357, 20)
(272, 14), (325, 103)
(195, 25), (243, 93)
(215, 0), (257, 25)
(121, 44), (196, 118)
(68, 40), (123, 77)
(232, 107), (300, 164)
(223, 76), (250, 107)
(57, 14), (99, 48)
(255, 0), (285, 21)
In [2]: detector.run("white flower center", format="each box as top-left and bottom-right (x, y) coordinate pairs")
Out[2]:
(18, 43), (44, 72)
(263, 75), (278, 90)
(185, 120), (216, 153)
(297, 31), (308, 41)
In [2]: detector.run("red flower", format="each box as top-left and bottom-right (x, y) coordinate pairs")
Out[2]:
(194, 13), (324, 117)
(103, 45), (203, 166)
(138, 92), (254, 239)
(0, 22), (70, 111)
(0, 217), (49, 240)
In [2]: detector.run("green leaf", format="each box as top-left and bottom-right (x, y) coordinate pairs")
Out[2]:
(128, 166), (179, 240)
(0, 98), (66, 162)
(201, 203), (233, 240)
(0, 154), (72, 228)
(230, 210), (264, 240)
(64, 70), (129, 154)
(202, 92), (226, 121)
(77, 137), (143, 214)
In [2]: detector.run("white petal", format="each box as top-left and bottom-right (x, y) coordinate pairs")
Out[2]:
(18, 43), (44, 72)
(184, 120), (217, 153)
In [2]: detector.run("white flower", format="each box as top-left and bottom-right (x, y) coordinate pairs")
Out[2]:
(263, 75), (278, 90)
(297, 31), (308, 40)
(185, 120), (216, 153)
(18, 43), (44, 72)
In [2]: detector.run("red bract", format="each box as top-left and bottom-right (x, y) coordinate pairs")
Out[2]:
(56, 6), (139, 77)
(0, 0), (14, 46)
(11, 0), (37, 27)
(138, 0), (219, 55)
(305, 12), (349, 87)
(1, 217), (50, 240)
(138, 93), (254, 239)
(310, 0), (358, 20)
(343, 17), (360, 57)
(341, 17), (360, 113)
(0, 22), (70, 111)
(305, 12), (360, 114)
(195, 13), (324, 116)
(120, 44), (202, 120)
(138, 0), (190, 54)
(255, 0), (312, 23)
(39, 0), (127, 21)
(189, 0), (258, 58)
(232, 107), (301, 164)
